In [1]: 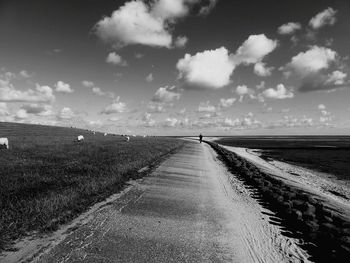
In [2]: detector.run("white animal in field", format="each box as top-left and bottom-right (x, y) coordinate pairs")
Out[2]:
(77, 135), (84, 142)
(0, 137), (9, 149)
(104, 133), (108, 136)
(126, 136), (130, 142)
(92, 131), (96, 135)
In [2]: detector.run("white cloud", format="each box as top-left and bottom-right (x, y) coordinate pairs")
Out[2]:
(92, 87), (106, 96)
(0, 80), (55, 103)
(254, 62), (274, 77)
(0, 102), (9, 116)
(277, 22), (301, 35)
(231, 34), (278, 65)
(82, 80), (94, 88)
(219, 98), (236, 108)
(101, 96), (126, 114)
(146, 73), (154, 82)
(177, 47), (235, 89)
(164, 117), (179, 127)
(58, 107), (74, 119)
(82, 80), (114, 97)
(15, 109), (28, 119)
(142, 113), (156, 127)
(55, 81), (74, 93)
(262, 84), (294, 99)
(106, 52), (128, 66)
(151, 86), (181, 103)
(326, 70), (347, 85)
(95, 1), (172, 48)
(286, 46), (337, 76)
(309, 7), (337, 30)
(152, 0), (189, 20)
(147, 102), (166, 113)
(256, 81), (265, 90)
(235, 85), (248, 96)
(318, 104), (326, 110)
(197, 101), (216, 113)
(19, 70), (31, 78)
(175, 34), (277, 89)
(174, 36), (188, 48)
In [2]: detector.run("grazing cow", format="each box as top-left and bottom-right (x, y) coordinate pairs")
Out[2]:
(126, 136), (130, 142)
(77, 135), (84, 142)
(0, 137), (9, 149)
(104, 133), (108, 136)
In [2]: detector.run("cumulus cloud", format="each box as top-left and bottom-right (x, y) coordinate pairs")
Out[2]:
(263, 84), (294, 99)
(57, 107), (75, 119)
(309, 7), (337, 30)
(256, 81), (265, 90)
(146, 73), (154, 82)
(0, 80), (55, 103)
(174, 36), (188, 48)
(235, 85), (248, 96)
(151, 86), (181, 103)
(55, 81), (73, 93)
(326, 70), (347, 85)
(82, 80), (114, 97)
(278, 22), (302, 35)
(95, 1), (172, 48)
(197, 101), (216, 113)
(95, 0), (215, 49)
(82, 80), (94, 88)
(15, 109), (28, 119)
(218, 97), (236, 108)
(176, 34), (277, 89)
(19, 70), (31, 78)
(235, 84), (256, 102)
(231, 34), (278, 65)
(141, 112), (156, 127)
(318, 104), (326, 110)
(177, 47), (235, 89)
(106, 52), (128, 66)
(254, 62), (274, 77)
(147, 102), (166, 113)
(164, 117), (179, 127)
(101, 96), (126, 114)
(286, 46), (337, 76)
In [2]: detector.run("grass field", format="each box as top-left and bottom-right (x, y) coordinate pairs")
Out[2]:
(0, 122), (185, 250)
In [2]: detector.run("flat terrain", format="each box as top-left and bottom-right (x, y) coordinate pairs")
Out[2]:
(0, 122), (184, 251)
(5, 140), (309, 263)
(216, 136), (350, 180)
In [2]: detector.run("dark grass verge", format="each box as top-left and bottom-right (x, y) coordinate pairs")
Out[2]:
(206, 141), (350, 262)
(0, 135), (185, 252)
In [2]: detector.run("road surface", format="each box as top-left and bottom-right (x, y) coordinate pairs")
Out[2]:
(22, 140), (308, 262)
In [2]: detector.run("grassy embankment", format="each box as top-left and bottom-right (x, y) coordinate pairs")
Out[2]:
(0, 122), (185, 251)
(207, 141), (350, 262)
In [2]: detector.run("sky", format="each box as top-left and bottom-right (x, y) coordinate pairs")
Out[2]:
(0, 0), (350, 135)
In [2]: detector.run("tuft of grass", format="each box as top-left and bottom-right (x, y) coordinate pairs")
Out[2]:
(0, 122), (185, 250)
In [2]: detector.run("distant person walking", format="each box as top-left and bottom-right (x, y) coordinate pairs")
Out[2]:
(199, 133), (203, 143)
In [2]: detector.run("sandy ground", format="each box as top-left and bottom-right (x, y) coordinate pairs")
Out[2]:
(222, 145), (350, 221)
(1, 140), (310, 263)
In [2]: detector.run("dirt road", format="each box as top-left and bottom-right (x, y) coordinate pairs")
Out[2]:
(5, 140), (310, 262)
